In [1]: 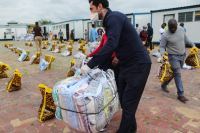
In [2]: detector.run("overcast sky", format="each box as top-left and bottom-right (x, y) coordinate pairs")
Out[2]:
(0, 0), (199, 25)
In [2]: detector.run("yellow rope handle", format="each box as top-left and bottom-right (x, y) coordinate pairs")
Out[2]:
(7, 77), (14, 92)
(7, 69), (22, 92)
(194, 54), (200, 68)
(160, 63), (167, 83)
(38, 84), (52, 122)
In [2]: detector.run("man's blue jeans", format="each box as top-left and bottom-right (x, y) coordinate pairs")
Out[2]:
(162, 54), (186, 96)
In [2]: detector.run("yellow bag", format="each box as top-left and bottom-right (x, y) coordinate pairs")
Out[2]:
(52, 41), (57, 51)
(45, 55), (55, 69)
(0, 62), (11, 79)
(4, 43), (13, 48)
(24, 51), (30, 61)
(81, 47), (87, 54)
(38, 84), (56, 122)
(66, 58), (76, 77)
(185, 47), (200, 68)
(6, 69), (22, 92)
(34, 52), (41, 64)
(42, 41), (48, 49)
(67, 45), (73, 56)
(69, 40), (74, 45)
(4, 43), (9, 48)
(29, 41), (33, 47)
(158, 55), (173, 83)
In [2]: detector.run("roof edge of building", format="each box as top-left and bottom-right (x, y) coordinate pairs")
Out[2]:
(151, 4), (200, 13)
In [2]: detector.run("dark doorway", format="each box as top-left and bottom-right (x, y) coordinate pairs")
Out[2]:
(66, 24), (69, 40)
(43, 27), (47, 40)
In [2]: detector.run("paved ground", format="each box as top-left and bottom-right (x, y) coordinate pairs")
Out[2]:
(0, 41), (200, 133)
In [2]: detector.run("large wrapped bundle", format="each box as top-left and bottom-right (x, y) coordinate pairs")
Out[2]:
(39, 59), (49, 71)
(15, 48), (23, 56)
(45, 55), (55, 69)
(67, 45), (73, 56)
(0, 62), (11, 79)
(30, 52), (41, 64)
(6, 69), (22, 92)
(61, 50), (71, 57)
(52, 41), (57, 51)
(42, 41), (48, 49)
(25, 41), (33, 47)
(18, 50), (30, 62)
(66, 53), (87, 77)
(39, 55), (55, 71)
(4, 43), (13, 48)
(24, 51), (30, 61)
(53, 69), (119, 133)
(38, 84), (56, 122)
(158, 55), (173, 83)
(26, 41), (33, 47)
(185, 47), (200, 68)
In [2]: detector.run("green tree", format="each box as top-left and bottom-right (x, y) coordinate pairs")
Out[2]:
(38, 19), (53, 25)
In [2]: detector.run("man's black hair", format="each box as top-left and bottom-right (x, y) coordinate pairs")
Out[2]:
(89, 0), (109, 8)
(92, 24), (95, 28)
(35, 22), (39, 26)
(180, 23), (184, 27)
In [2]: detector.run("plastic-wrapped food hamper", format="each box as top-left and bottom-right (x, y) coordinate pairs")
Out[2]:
(53, 69), (119, 133)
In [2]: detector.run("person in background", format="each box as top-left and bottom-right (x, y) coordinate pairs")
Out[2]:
(160, 19), (196, 103)
(147, 23), (154, 50)
(136, 24), (142, 35)
(49, 31), (53, 41)
(180, 23), (186, 32)
(163, 23), (168, 31)
(70, 29), (75, 41)
(140, 26), (148, 46)
(97, 27), (104, 41)
(159, 23), (166, 41)
(33, 22), (43, 55)
(89, 24), (98, 42)
(81, 0), (151, 132)
(84, 29), (89, 42)
(4, 32), (6, 40)
(58, 29), (64, 43)
(11, 32), (15, 41)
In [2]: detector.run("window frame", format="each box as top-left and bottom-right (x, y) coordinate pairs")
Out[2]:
(195, 10), (200, 21)
(178, 11), (193, 22)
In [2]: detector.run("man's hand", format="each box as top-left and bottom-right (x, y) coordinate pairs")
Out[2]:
(112, 57), (119, 66)
(81, 65), (91, 75)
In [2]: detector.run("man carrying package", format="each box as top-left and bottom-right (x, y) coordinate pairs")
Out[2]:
(160, 19), (196, 103)
(81, 0), (151, 132)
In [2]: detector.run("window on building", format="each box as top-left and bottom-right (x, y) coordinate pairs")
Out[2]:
(178, 12), (193, 22)
(128, 18), (132, 23)
(94, 21), (103, 27)
(195, 10), (200, 21)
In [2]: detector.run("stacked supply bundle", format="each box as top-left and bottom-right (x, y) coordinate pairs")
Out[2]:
(185, 47), (200, 68)
(0, 62), (11, 79)
(38, 84), (56, 122)
(158, 53), (173, 83)
(6, 69), (22, 92)
(39, 55), (55, 71)
(53, 69), (119, 133)
(18, 50), (30, 62)
(30, 52), (41, 64)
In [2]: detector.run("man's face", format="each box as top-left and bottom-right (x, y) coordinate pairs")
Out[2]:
(169, 24), (177, 33)
(89, 2), (103, 20)
(90, 2), (98, 13)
